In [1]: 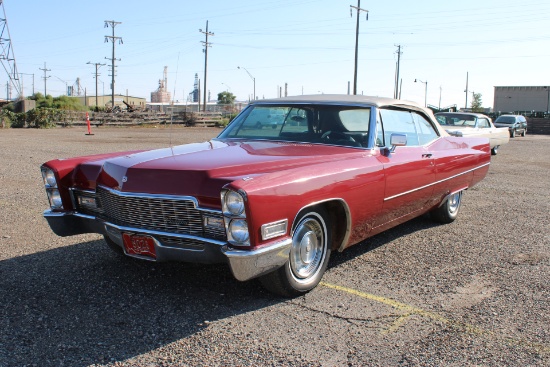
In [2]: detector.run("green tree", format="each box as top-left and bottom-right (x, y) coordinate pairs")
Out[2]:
(217, 91), (236, 105)
(471, 92), (483, 112)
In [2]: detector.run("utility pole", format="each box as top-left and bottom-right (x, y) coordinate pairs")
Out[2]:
(238, 66), (255, 101)
(414, 79), (428, 107)
(394, 45), (402, 99)
(87, 62), (106, 110)
(39, 62), (50, 96)
(199, 21), (214, 112)
(464, 72), (469, 110)
(19, 73), (35, 96)
(350, 0), (368, 95)
(104, 20), (122, 108)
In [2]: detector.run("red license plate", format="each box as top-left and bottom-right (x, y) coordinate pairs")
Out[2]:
(122, 233), (157, 259)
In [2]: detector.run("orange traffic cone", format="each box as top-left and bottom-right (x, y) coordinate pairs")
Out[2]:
(85, 112), (94, 136)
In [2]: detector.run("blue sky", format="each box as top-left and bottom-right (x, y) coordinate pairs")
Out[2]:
(4, 0), (550, 109)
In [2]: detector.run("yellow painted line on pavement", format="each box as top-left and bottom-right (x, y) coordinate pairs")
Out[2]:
(320, 281), (550, 353)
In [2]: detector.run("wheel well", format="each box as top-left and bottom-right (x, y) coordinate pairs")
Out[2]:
(293, 200), (350, 252)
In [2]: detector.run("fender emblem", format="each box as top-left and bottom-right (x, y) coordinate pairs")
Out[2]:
(122, 176), (128, 183)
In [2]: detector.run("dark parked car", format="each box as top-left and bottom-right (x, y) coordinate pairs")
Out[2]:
(41, 95), (490, 297)
(493, 115), (527, 138)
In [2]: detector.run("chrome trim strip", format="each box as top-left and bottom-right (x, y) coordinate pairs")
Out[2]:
(292, 198), (352, 253)
(53, 211), (227, 247)
(96, 185), (221, 215)
(384, 162), (490, 202)
(103, 222), (227, 247)
(97, 185), (200, 206)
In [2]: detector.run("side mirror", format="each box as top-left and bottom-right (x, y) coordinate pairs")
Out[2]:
(389, 133), (407, 152)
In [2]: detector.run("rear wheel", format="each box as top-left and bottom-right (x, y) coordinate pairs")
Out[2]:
(259, 208), (331, 297)
(491, 145), (499, 155)
(430, 191), (463, 224)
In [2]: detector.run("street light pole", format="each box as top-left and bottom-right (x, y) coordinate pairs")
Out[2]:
(238, 66), (255, 101)
(53, 76), (68, 95)
(415, 78), (428, 107)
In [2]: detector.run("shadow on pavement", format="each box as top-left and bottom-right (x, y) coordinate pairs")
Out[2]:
(0, 239), (279, 366)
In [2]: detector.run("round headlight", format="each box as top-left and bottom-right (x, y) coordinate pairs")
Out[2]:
(229, 219), (249, 243)
(43, 168), (57, 187)
(48, 189), (63, 208)
(225, 191), (245, 216)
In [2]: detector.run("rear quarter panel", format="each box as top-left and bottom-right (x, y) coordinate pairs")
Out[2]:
(429, 136), (490, 207)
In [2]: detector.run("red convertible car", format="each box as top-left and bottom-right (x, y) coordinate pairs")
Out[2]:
(41, 95), (490, 296)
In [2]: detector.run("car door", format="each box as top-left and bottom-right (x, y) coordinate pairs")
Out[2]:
(375, 108), (436, 228)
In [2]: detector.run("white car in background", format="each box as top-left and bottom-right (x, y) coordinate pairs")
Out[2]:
(435, 112), (509, 155)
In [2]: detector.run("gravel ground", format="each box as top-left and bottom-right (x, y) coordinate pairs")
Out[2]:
(0, 126), (548, 367)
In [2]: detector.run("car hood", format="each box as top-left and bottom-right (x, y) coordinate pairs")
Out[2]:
(77, 139), (362, 204)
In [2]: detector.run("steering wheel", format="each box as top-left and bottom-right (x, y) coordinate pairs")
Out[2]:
(321, 130), (355, 142)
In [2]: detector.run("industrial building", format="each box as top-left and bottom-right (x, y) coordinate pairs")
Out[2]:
(151, 66), (172, 103)
(494, 86), (550, 114)
(78, 94), (147, 109)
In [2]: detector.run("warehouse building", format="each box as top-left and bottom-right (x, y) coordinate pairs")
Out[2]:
(78, 94), (147, 110)
(494, 86), (550, 114)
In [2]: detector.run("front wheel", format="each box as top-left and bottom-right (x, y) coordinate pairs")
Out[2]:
(259, 208), (331, 297)
(510, 129), (516, 138)
(430, 191), (463, 224)
(491, 145), (499, 155)
(521, 129), (526, 137)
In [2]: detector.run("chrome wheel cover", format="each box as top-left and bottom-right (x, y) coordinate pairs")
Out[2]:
(448, 191), (462, 215)
(290, 215), (326, 282)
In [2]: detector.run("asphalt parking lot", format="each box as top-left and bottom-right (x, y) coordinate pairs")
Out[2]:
(0, 126), (549, 366)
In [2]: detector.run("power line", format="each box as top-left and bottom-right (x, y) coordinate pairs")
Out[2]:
(104, 20), (122, 108)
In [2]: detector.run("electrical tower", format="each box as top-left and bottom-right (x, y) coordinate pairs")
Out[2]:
(0, 0), (21, 98)
(199, 21), (214, 112)
(104, 20), (122, 108)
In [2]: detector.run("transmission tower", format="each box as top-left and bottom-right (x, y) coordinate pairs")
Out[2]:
(104, 20), (122, 108)
(0, 0), (21, 98)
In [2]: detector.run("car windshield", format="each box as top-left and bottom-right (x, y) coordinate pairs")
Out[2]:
(495, 116), (516, 124)
(217, 104), (371, 148)
(435, 114), (476, 127)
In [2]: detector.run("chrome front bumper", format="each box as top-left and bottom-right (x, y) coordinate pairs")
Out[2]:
(43, 210), (292, 281)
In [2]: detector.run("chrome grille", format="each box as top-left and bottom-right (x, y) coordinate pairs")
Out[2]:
(74, 187), (226, 240)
